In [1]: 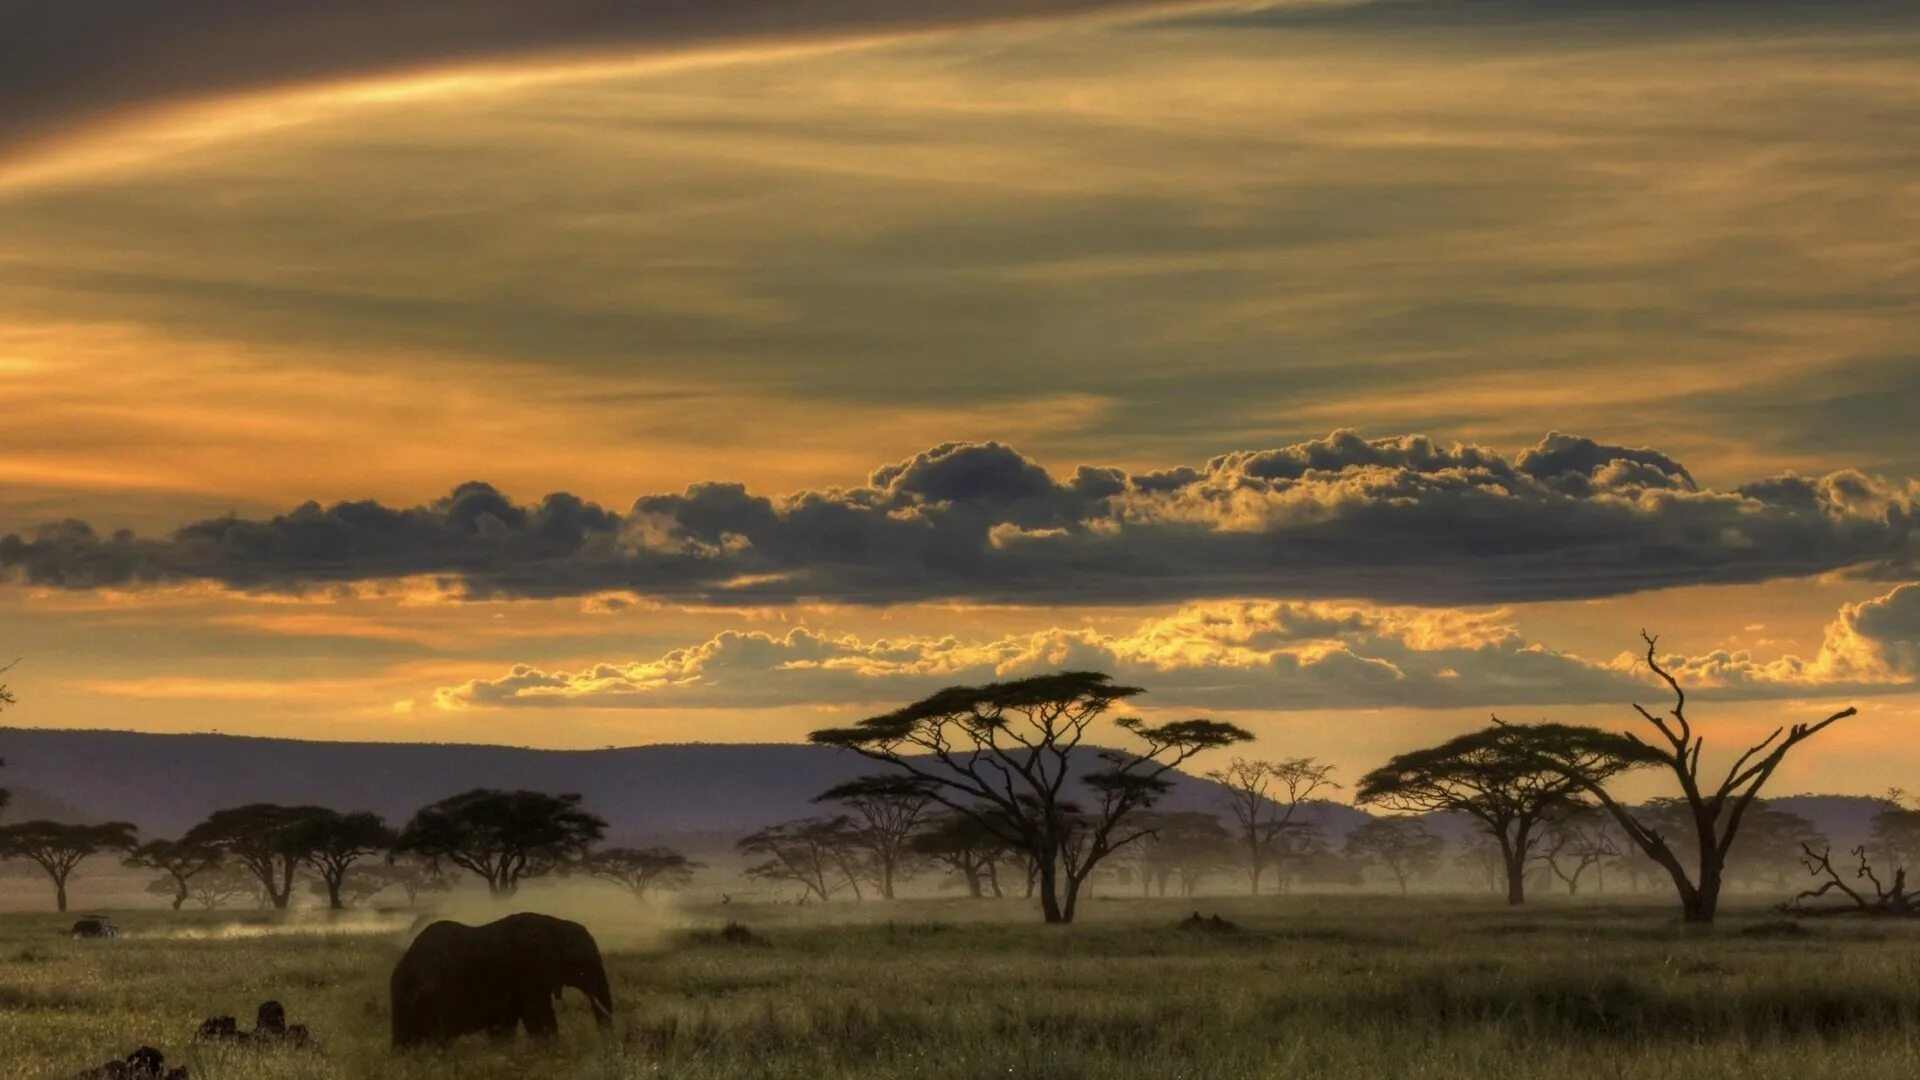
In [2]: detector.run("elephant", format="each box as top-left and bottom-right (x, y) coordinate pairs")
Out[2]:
(390, 912), (614, 1047)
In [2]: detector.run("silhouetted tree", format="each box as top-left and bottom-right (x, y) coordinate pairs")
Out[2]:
(1455, 834), (1505, 895)
(1532, 804), (1619, 896)
(286, 810), (394, 910)
(1723, 802), (1826, 891)
(738, 816), (866, 901)
(364, 855), (452, 907)
(582, 846), (699, 901)
(1357, 724), (1642, 905)
(910, 810), (1016, 898)
(1869, 790), (1920, 872)
(1269, 821), (1338, 894)
(811, 671), (1253, 923)
(186, 863), (266, 910)
(1207, 757), (1338, 896)
(1120, 811), (1236, 897)
(1512, 634), (1858, 925)
(394, 789), (606, 898)
(307, 867), (398, 908)
(815, 774), (935, 899)
(0, 820), (137, 911)
(124, 838), (223, 911)
(1782, 842), (1916, 917)
(0, 668), (16, 817)
(1343, 817), (1444, 894)
(183, 804), (332, 910)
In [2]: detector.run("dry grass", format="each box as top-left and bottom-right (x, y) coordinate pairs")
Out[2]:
(4, 895), (1920, 1079)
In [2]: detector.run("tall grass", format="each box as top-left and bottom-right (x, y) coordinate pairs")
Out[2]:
(3, 896), (1918, 1078)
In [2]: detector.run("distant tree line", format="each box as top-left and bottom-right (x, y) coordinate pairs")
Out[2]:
(0, 747), (701, 911)
(0, 649), (1900, 924)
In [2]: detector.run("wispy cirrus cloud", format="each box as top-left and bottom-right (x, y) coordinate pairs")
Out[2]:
(0, 0), (1228, 167)
(3, 432), (1912, 607)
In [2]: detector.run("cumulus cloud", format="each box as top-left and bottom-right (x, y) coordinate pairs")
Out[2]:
(0, 0), (1215, 162)
(437, 582), (1920, 713)
(433, 598), (1643, 711)
(2, 432), (1914, 607)
(1651, 582), (1920, 692)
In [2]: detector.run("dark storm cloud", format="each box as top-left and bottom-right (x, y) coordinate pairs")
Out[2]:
(0, 0), (1212, 160)
(2, 433), (1914, 606)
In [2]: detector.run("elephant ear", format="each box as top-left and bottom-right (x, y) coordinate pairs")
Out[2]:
(511, 918), (568, 993)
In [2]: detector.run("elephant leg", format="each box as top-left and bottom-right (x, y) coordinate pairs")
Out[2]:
(486, 1013), (520, 1043)
(520, 990), (559, 1038)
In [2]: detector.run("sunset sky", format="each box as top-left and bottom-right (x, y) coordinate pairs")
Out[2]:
(1, 1), (1916, 793)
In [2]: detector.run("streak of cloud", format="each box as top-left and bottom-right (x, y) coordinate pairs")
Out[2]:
(0, 0), (1226, 166)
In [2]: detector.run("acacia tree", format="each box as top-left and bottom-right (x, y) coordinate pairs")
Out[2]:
(1343, 817), (1444, 895)
(910, 810), (1016, 898)
(187, 863), (267, 910)
(582, 847), (700, 901)
(395, 789), (606, 897)
(184, 804), (332, 910)
(308, 868), (400, 908)
(124, 838), (223, 910)
(811, 671), (1252, 924)
(343, 858), (452, 908)
(815, 775), (935, 900)
(1455, 834), (1505, 895)
(1868, 790), (1920, 872)
(1119, 811), (1236, 898)
(1206, 757), (1339, 896)
(1723, 803), (1826, 891)
(1357, 724), (1643, 905)
(0, 820), (138, 911)
(1532, 805), (1620, 896)
(286, 810), (394, 910)
(0, 669), (16, 817)
(738, 816), (867, 901)
(1513, 634), (1858, 925)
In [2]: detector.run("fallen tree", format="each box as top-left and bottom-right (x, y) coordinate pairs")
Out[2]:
(1778, 843), (1917, 917)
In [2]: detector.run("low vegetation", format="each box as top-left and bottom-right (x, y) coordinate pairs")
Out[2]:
(4, 896), (1920, 1079)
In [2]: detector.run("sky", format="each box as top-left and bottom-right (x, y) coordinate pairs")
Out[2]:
(0, 0), (1916, 793)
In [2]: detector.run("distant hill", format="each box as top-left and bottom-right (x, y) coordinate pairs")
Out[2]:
(1764, 794), (1889, 848)
(0, 727), (1367, 842)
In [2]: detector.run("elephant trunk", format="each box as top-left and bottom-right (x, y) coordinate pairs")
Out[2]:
(579, 963), (614, 1029)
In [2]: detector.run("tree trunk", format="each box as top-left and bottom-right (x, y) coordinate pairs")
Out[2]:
(326, 875), (345, 910)
(1037, 849), (1066, 923)
(55, 879), (68, 913)
(1060, 870), (1084, 924)
(1682, 866), (1720, 925)
(1502, 850), (1527, 906)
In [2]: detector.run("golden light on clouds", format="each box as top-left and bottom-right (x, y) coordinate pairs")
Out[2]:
(0, 2), (1917, 790)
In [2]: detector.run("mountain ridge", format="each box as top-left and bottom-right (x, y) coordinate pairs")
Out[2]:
(0, 726), (1368, 841)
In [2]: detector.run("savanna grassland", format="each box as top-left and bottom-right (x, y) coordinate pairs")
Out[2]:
(5, 895), (1920, 1080)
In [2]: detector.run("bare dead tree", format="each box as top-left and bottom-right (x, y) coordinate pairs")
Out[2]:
(1520, 632), (1857, 925)
(1781, 843), (1917, 917)
(1206, 757), (1339, 896)
(1531, 805), (1619, 897)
